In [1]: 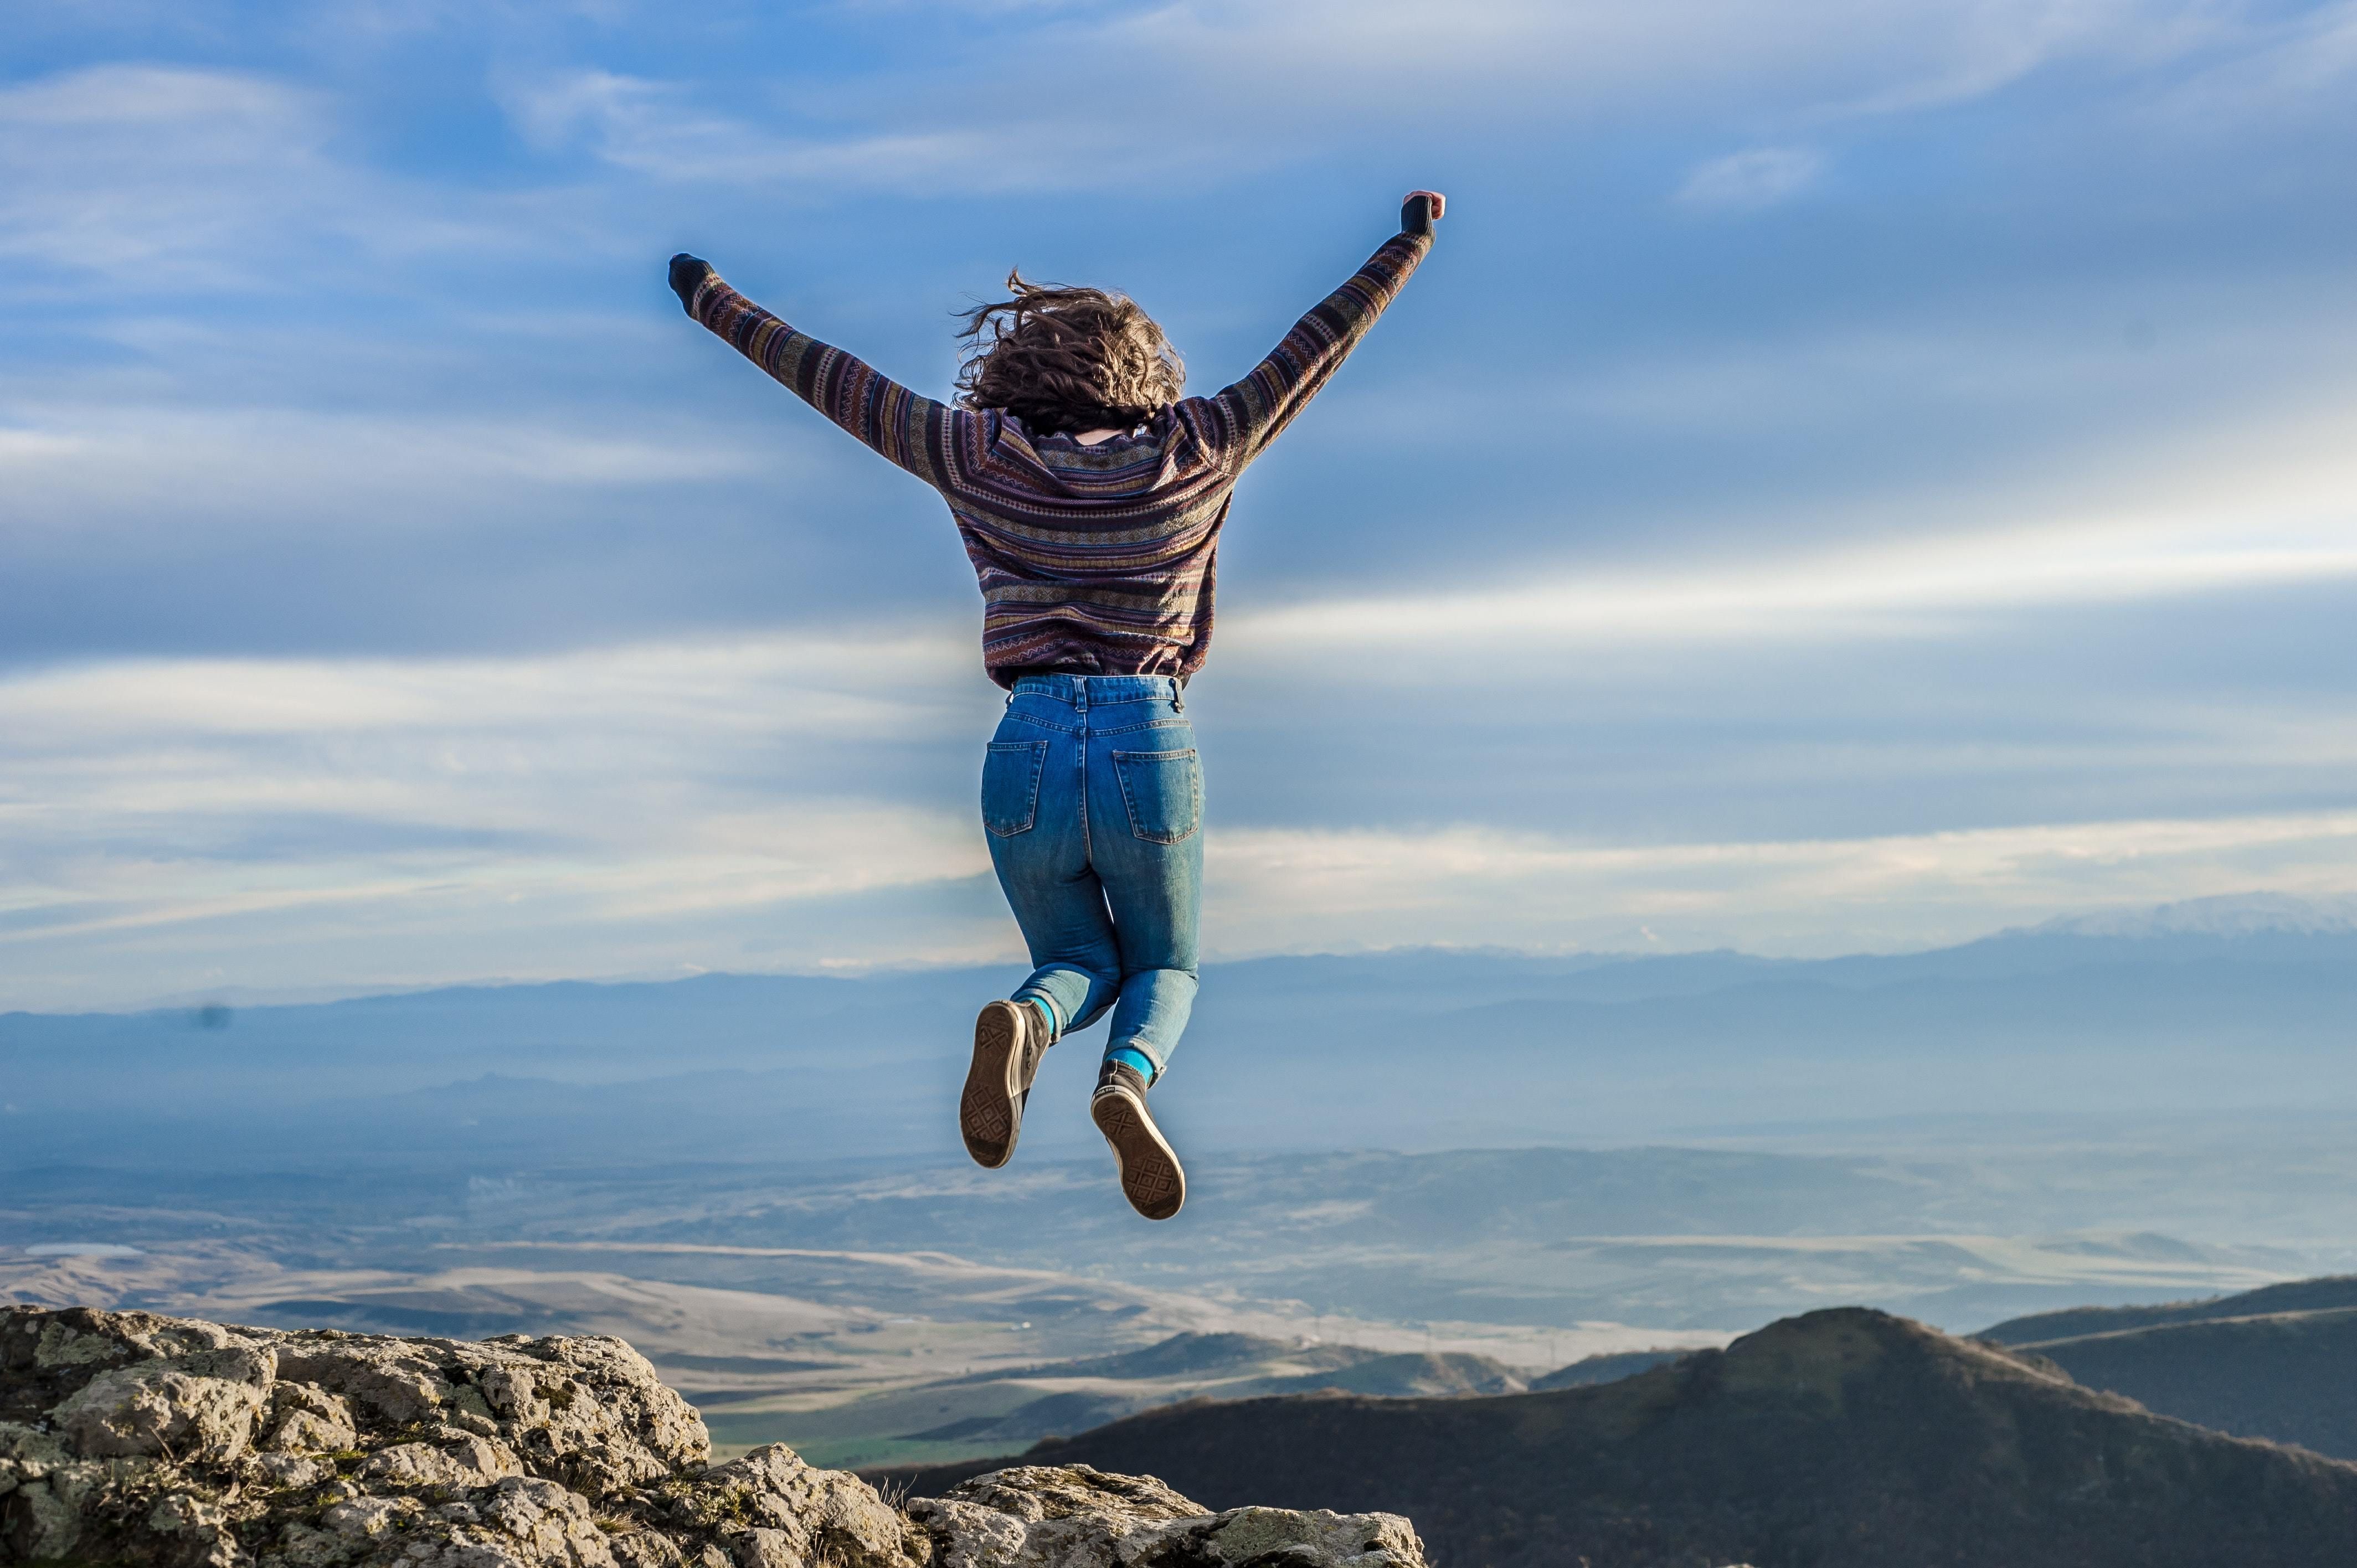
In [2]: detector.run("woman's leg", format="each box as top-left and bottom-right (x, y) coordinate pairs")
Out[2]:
(982, 715), (1122, 1031)
(997, 866), (1123, 1034)
(1085, 724), (1204, 1081)
(1084, 718), (1198, 1219)
(964, 692), (1125, 1168)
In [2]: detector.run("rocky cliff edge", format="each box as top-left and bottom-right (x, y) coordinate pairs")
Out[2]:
(0, 1305), (1427, 1568)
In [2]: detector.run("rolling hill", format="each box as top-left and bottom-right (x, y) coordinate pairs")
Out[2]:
(1983, 1277), (2357, 1459)
(703, 1332), (1543, 1468)
(1527, 1347), (1691, 1389)
(1980, 1273), (2357, 1344)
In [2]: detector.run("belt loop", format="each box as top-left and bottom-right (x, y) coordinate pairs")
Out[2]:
(1074, 678), (1087, 715)
(1170, 677), (1184, 713)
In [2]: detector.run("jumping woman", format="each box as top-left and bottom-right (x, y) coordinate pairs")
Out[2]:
(669, 190), (1445, 1220)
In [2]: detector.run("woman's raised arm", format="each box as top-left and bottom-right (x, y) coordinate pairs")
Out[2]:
(1197, 192), (1444, 471)
(671, 254), (958, 488)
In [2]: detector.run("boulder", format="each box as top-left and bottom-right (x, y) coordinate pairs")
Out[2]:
(0, 1306), (1429, 1568)
(912, 1464), (1425, 1568)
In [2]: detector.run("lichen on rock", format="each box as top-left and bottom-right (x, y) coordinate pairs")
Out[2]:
(0, 1306), (1429, 1568)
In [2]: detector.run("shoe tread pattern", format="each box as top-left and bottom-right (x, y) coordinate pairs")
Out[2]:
(1092, 1089), (1185, 1220)
(961, 1005), (1022, 1168)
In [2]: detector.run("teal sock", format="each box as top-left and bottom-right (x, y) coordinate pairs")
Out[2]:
(1021, 993), (1059, 1040)
(1105, 1045), (1155, 1082)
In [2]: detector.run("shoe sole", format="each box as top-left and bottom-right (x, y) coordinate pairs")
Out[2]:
(961, 1002), (1026, 1169)
(1092, 1086), (1185, 1220)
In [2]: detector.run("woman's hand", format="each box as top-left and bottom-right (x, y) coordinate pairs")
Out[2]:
(670, 252), (714, 314)
(1401, 190), (1447, 236)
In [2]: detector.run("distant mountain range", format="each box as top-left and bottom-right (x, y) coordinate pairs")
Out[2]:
(874, 1306), (2357, 1568)
(9, 895), (2352, 1354)
(2020, 891), (2357, 939)
(6, 894), (2355, 1170)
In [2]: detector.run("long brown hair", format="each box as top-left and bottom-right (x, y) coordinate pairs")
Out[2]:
(956, 271), (1184, 436)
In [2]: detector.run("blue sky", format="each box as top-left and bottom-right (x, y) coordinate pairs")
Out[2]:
(4, 0), (2355, 1008)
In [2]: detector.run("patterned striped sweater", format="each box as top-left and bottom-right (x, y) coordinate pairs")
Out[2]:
(689, 229), (1432, 686)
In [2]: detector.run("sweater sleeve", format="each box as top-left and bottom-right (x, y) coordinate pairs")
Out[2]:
(1198, 230), (1432, 471)
(689, 272), (959, 488)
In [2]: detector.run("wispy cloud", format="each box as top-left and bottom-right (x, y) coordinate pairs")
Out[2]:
(2, 400), (770, 535)
(1675, 147), (1824, 212)
(6, 577), (2354, 1008)
(0, 632), (997, 1008)
(492, 0), (2247, 199)
(0, 63), (581, 296)
(498, 68), (1216, 194)
(1232, 427), (2357, 653)
(0, 66), (333, 286)
(1203, 810), (2357, 959)
(2129, 0), (2357, 123)
(1082, 0), (2219, 120)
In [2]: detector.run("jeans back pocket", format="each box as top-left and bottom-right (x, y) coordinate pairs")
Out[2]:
(1113, 749), (1201, 844)
(981, 740), (1047, 837)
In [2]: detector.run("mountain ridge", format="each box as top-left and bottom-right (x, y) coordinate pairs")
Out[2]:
(17, 889), (2355, 1022)
(1978, 1277), (2357, 1461)
(872, 1306), (2357, 1568)
(1982, 1274), (2357, 1344)
(9, 914), (2355, 1168)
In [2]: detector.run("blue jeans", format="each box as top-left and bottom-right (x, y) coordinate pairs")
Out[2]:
(980, 674), (1202, 1080)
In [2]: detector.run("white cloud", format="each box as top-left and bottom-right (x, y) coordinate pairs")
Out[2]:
(492, 0), (2247, 199)
(497, 69), (1195, 194)
(0, 64), (568, 294)
(1234, 522), (2357, 653)
(1674, 147), (1824, 212)
(1087, 0), (2206, 118)
(1, 632), (969, 746)
(2131, 0), (2357, 124)
(0, 66), (331, 285)
(1231, 401), (2357, 656)
(0, 631), (1002, 1009)
(0, 397), (773, 548)
(4, 582), (2354, 1008)
(1202, 812), (2357, 959)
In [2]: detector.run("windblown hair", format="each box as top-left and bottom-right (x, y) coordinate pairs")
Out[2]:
(956, 271), (1185, 436)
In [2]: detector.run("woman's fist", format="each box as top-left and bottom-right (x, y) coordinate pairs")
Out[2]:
(670, 253), (714, 314)
(1401, 191), (1447, 236)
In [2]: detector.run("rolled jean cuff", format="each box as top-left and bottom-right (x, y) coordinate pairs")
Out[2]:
(1011, 987), (1062, 1043)
(1104, 1039), (1168, 1082)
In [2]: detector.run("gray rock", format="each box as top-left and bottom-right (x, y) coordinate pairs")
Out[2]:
(909, 1466), (1425, 1568)
(361, 1434), (527, 1489)
(0, 1307), (1429, 1568)
(52, 1344), (275, 1463)
(698, 1444), (927, 1568)
(268, 1381), (362, 1453)
(254, 1453), (329, 1488)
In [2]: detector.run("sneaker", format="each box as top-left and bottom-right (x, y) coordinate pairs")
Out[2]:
(1090, 1060), (1186, 1220)
(961, 1000), (1050, 1168)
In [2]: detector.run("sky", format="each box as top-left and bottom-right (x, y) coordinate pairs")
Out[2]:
(4, 0), (2355, 1010)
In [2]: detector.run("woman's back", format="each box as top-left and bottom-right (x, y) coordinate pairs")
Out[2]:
(676, 220), (1432, 685)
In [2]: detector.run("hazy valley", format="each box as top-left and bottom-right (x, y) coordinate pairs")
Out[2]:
(9, 903), (2357, 1495)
